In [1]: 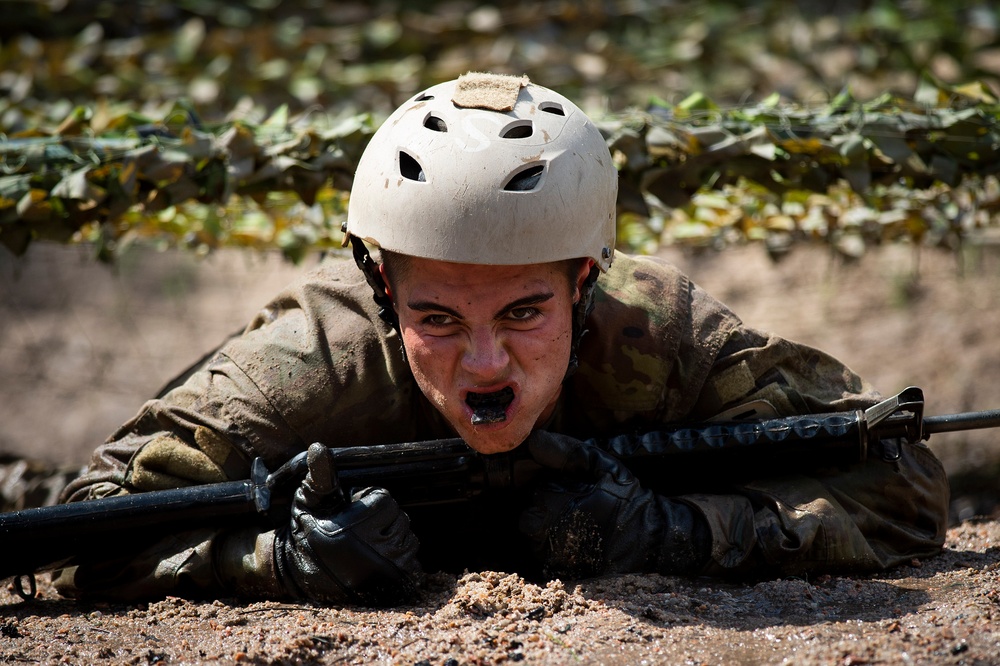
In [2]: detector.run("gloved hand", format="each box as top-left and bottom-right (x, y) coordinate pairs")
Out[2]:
(519, 431), (712, 579)
(273, 443), (422, 606)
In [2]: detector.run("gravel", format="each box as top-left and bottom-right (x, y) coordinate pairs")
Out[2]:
(3, 519), (998, 665)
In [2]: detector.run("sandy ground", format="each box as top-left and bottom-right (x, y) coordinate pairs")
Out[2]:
(2, 240), (1000, 664)
(1, 520), (997, 665)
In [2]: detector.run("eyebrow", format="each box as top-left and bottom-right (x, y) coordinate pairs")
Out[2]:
(406, 292), (555, 321)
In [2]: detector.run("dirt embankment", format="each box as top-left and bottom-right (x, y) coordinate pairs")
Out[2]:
(4, 240), (1000, 479)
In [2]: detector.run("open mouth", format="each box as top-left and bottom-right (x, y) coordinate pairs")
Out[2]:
(465, 387), (515, 425)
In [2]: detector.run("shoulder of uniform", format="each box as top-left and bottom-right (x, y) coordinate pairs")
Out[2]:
(245, 255), (388, 330)
(595, 252), (691, 308)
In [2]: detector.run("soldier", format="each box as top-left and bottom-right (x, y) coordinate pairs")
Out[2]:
(55, 73), (949, 604)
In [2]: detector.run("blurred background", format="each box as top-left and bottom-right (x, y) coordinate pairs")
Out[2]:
(2, 0), (1000, 520)
(4, 0), (998, 121)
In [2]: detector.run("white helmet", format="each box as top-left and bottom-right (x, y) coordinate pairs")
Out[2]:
(345, 72), (617, 271)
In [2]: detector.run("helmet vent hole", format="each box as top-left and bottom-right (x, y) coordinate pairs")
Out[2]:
(424, 115), (448, 132)
(501, 121), (533, 139)
(504, 164), (545, 192)
(415, 93), (434, 102)
(399, 151), (426, 182)
(540, 102), (565, 116)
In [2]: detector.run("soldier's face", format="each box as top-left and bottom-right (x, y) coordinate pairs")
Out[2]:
(384, 257), (591, 454)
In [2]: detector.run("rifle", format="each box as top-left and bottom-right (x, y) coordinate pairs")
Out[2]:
(2, 386), (998, 597)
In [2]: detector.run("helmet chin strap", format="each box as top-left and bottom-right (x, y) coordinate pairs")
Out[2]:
(348, 234), (400, 334)
(349, 232), (599, 380)
(566, 263), (600, 380)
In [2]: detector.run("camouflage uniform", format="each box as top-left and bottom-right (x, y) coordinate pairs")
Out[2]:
(55, 253), (949, 598)
(0, 456), (83, 513)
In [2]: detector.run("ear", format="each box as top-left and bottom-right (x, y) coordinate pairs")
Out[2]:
(378, 262), (394, 303)
(573, 259), (596, 302)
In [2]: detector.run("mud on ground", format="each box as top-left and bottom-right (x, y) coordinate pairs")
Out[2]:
(2, 241), (1000, 664)
(2, 520), (998, 665)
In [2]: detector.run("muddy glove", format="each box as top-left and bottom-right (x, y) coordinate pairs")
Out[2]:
(519, 431), (711, 579)
(273, 443), (422, 606)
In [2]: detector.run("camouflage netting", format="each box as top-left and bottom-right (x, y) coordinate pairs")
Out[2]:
(3, 0), (1000, 262)
(2, 77), (1000, 262)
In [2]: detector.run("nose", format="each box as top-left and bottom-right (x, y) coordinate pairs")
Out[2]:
(461, 327), (509, 379)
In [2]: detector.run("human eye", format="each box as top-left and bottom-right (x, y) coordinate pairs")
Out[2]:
(507, 307), (541, 322)
(422, 313), (455, 328)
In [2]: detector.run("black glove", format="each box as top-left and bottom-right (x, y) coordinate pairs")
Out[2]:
(273, 443), (422, 606)
(519, 431), (712, 579)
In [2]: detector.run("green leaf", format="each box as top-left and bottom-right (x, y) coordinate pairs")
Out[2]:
(263, 105), (290, 130)
(678, 92), (718, 113)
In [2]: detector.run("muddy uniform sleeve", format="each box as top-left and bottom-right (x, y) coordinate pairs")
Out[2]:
(677, 321), (950, 578)
(53, 260), (425, 600)
(572, 254), (949, 578)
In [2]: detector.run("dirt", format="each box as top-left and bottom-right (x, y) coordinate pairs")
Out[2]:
(2, 240), (1000, 664)
(2, 521), (998, 665)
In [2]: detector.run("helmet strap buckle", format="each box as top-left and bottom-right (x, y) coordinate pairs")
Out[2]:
(348, 235), (401, 335)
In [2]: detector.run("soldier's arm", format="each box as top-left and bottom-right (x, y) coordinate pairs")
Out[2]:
(54, 262), (420, 601)
(678, 326), (950, 577)
(53, 350), (294, 599)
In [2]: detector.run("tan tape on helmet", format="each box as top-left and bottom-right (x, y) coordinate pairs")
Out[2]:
(452, 72), (529, 111)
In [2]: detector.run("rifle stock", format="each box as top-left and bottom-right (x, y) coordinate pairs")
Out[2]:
(2, 386), (998, 588)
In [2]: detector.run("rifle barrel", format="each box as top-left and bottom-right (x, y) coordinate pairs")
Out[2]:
(924, 409), (1000, 435)
(0, 479), (261, 580)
